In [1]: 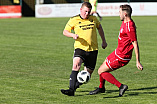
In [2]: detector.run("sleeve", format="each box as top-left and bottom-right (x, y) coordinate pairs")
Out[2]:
(127, 22), (137, 42)
(64, 18), (75, 32)
(95, 17), (100, 29)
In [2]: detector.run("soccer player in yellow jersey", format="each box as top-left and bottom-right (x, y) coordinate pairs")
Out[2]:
(61, 2), (107, 96)
(89, 0), (102, 21)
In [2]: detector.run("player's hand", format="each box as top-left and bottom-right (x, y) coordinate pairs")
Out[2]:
(102, 41), (107, 49)
(136, 61), (143, 71)
(73, 34), (79, 40)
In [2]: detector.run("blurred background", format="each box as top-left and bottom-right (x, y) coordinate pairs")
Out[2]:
(0, 0), (157, 18)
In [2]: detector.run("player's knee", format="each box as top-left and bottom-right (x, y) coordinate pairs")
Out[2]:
(98, 68), (104, 75)
(72, 64), (81, 71)
(98, 66), (110, 75)
(98, 65), (105, 75)
(98, 70), (102, 75)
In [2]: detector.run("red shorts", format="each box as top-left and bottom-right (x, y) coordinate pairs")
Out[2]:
(106, 50), (131, 70)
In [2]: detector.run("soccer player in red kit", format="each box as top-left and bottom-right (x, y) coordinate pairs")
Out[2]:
(89, 4), (143, 97)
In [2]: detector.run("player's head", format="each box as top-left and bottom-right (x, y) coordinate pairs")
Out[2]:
(80, 2), (92, 19)
(119, 4), (132, 21)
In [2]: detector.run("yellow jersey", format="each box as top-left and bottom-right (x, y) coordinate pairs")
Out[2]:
(64, 15), (100, 51)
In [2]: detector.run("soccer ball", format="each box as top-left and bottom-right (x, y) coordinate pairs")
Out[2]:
(77, 70), (90, 84)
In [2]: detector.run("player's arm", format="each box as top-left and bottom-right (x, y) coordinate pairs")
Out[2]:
(63, 18), (78, 40)
(97, 24), (107, 49)
(63, 30), (78, 40)
(132, 41), (143, 71)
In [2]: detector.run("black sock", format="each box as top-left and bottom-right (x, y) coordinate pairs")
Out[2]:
(75, 81), (83, 90)
(69, 71), (78, 91)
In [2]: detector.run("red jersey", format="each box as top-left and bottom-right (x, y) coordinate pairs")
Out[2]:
(116, 20), (137, 60)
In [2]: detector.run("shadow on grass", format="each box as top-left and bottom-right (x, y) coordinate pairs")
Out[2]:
(127, 86), (157, 96)
(129, 86), (157, 91)
(76, 86), (157, 98)
(105, 86), (157, 98)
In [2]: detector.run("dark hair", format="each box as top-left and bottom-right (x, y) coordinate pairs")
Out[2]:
(81, 2), (92, 9)
(120, 4), (132, 17)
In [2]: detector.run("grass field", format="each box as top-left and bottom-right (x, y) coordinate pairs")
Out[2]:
(0, 16), (156, 104)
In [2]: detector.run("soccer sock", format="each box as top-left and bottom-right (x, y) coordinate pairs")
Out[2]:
(75, 81), (83, 90)
(69, 71), (78, 91)
(100, 72), (121, 88)
(99, 74), (105, 88)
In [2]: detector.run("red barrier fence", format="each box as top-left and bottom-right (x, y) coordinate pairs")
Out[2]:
(0, 5), (21, 18)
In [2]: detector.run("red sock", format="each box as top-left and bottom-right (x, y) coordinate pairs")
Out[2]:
(100, 72), (121, 88)
(99, 74), (105, 88)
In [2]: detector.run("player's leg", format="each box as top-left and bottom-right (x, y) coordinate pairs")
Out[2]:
(75, 50), (98, 90)
(61, 49), (84, 96)
(70, 57), (83, 91)
(98, 60), (113, 74)
(74, 67), (93, 90)
(89, 51), (128, 96)
(84, 67), (93, 75)
(90, 11), (94, 15)
(83, 50), (98, 75)
(61, 57), (83, 96)
(90, 11), (102, 21)
(71, 57), (83, 89)
(90, 3), (95, 15)
(96, 12), (102, 21)
(89, 60), (112, 95)
(91, 4), (102, 21)
(99, 62), (122, 88)
(89, 59), (127, 96)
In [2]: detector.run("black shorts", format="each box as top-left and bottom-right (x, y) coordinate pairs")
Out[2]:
(74, 48), (98, 70)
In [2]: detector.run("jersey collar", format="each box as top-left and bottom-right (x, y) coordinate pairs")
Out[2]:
(79, 14), (90, 20)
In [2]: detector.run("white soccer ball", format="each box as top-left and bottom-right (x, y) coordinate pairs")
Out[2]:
(77, 70), (90, 84)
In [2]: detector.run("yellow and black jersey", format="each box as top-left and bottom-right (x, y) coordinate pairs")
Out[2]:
(64, 15), (100, 51)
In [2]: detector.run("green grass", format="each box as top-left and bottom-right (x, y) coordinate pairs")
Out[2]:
(0, 16), (156, 104)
